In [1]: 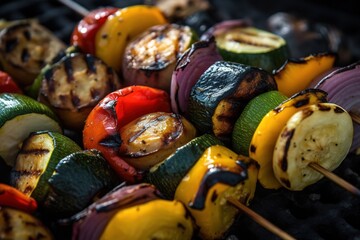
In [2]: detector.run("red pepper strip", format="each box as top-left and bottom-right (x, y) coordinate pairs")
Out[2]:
(83, 85), (171, 183)
(0, 70), (22, 94)
(0, 183), (37, 213)
(71, 7), (118, 55)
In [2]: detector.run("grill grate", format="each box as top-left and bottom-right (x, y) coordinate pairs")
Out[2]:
(1, 1), (360, 240)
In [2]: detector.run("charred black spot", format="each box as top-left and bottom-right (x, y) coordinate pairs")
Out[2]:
(250, 144), (256, 153)
(5, 38), (18, 53)
(334, 106), (345, 113)
(99, 134), (122, 148)
(71, 93), (81, 107)
(211, 190), (218, 202)
(280, 177), (291, 188)
(293, 98), (310, 108)
(318, 104), (331, 111)
(101, 34), (108, 39)
(189, 167), (248, 210)
(21, 48), (30, 63)
(177, 222), (186, 231)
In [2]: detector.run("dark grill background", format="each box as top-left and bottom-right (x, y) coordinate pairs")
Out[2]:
(0, 1), (359, 239)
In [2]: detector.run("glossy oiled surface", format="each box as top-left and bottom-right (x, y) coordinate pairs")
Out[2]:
(0, 1), (360, 239)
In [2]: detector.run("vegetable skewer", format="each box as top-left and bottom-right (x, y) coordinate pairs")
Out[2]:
(226, 197), (296, 240)
(57, 0), (89, 17)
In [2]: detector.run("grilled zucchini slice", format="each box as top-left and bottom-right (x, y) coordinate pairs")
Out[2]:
(10, 131), (81, 204)
(187, 61), (277, 142)
(0, 93), (62, 167)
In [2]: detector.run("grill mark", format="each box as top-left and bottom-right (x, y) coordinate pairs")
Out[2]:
(128, 115), (170, 143)
(85, 54), (97, 74)
(280, 128), (295, 172)
(71, 90), (81, 108)
(64, 57), (74, 82)
(18, 148), (50, 155)
(44, 68), (55, 92)
(230, 31), (277, 48)
(13, 169), (43, 177)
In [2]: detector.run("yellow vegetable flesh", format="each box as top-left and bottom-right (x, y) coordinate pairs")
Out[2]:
(274, 53), (336, 97)
(100, 199), (193, 240)
(175, 145), (258, 240)
(249, 89), (328, 189)
(95, 5), (168, 73)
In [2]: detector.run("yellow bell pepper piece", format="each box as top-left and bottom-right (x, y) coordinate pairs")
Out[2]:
(101, 199), (194, 240)
(95, 5), (168, 73)
(249, 89), (328, 189)
(274, 52), (336, 97)
(175, 145), (258, 240)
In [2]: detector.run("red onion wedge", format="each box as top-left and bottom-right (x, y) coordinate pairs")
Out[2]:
(170, 37), (223, 114)
(314, 61), (360, 152)
(68, 183), (160, 240)
(200, 19), (251, 41)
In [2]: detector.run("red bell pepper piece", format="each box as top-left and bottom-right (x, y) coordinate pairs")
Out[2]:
(71, 7), (118, 55)
(0, 70), (22, 94)
(0, 183), (37, 213)
(83, 85), (172, 183)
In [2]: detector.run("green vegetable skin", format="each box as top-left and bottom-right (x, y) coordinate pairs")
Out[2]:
(215, 26), (289, 73)
(144, 134), (224, 199)
(44, 149), (119, 217)
(187, 61), (277, 142)
(0, 93), (62, 167)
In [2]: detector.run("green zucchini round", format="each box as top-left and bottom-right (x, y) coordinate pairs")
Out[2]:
(215, 26), (289, 73)
(232, 90), (288, 156)
(144, 133), (224, 199)
(187, 61), (277, 142)
(0, 93), (62, 167)
(10, 130), (81, 204)
(44, 149), (120, 217)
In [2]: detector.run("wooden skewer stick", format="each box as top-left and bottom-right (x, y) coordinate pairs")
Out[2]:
(350, 111), (360, 125)
(309, 162), (360, 197)
(226, 197), (297, 240)
(58, 0), (89, 17)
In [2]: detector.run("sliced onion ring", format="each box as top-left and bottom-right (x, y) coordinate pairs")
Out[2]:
(314, 61), (360, 152)
(170, 37), (223, 114)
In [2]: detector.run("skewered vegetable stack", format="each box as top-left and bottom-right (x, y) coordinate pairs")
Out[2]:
(0, 1), (359, 240)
